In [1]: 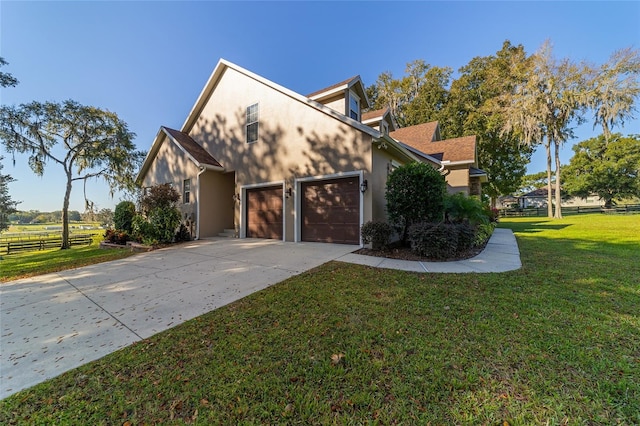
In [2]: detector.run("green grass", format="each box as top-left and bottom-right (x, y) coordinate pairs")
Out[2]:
(1, 214), (639, 424)
(0, 234), (135, 282)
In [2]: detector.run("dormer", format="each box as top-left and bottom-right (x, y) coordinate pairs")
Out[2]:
(307, 76), (370, 122)
(362, 108), (397, 135)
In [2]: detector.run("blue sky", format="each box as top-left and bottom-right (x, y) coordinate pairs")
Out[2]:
(1, 1), (639, 212)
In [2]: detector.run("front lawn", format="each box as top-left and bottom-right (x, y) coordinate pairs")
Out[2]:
(1, 214), (638, 424)
(0, 235), (136, 282)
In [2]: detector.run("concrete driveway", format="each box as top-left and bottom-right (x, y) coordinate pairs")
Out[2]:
(0, 238), (357, 399)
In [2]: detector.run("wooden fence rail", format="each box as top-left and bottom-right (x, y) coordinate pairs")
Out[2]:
(500, 204), (640, 217)
(0, 234), (93, 255)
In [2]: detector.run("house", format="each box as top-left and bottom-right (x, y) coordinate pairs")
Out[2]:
(390, 122), (487, 196)
(136, 59), (484, 244)
(518, 187), (601, 209)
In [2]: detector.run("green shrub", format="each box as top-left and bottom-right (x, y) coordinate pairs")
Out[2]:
(455, 221), (477, 252)
(361, 221), (393, 250)
(148, 206), (181, 244)
(408, 222), (459, 260)
(175, 224), (192, 242)
(114, 201), (136, 233)
(132, 214), (156, 245)
(475, 223), (496, 247)
(386, 162), (446, 244)
(444, 192), (489, 225)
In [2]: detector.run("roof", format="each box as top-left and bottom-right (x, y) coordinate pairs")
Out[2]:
(523, 187), (557, 197)
(306, 76), (358, 98)
(390, 122), (439, 147)
(306, 75), (370, 109)
(161, 126), (223, 168)
(419, 136), (477, 163)
(391, 122), (476, 164)
(362, 108), (388, 122)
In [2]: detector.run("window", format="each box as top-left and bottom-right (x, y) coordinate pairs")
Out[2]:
(349, 91), (360, 121)
(183, 179), (191, 204)
(381, 121), (389, 135)
(246, 103), (259, 143)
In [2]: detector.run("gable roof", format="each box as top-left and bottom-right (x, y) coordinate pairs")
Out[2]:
(161, 126), (223, 168)
(307, 75), (370, 109)
(136, 126), (223, 183)
(390, 122), (440, 146)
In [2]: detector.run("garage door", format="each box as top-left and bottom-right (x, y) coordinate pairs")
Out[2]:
(301, 177), (360, 244)
(246, 186), (283, 239)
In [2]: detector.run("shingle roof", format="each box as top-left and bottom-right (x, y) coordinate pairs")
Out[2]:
(391, 122), (477, 163)
(162, 126), (223, 168)
(390, 122), (439, 146)
(306, 76), (359, 98)
(362, 108), (388, 122)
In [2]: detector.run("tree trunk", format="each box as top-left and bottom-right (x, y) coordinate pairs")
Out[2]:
(554, 141), (563, 219)
(61, 170), (72, 249)
(546, 140), (553, 218)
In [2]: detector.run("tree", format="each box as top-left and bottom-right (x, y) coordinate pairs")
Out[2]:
(443, 41), (535, 206)
(518, 171), (550, 195)
(563, 133), (640, 207)
(0, 158), (19, 232)
(0, 57), (18, 88)
(385, 162), (446, 244)
(367, 61), (452, 127)
(500, 40), (588, 218)
(587, 48), (640, 143)
(0, 100), (143, 249)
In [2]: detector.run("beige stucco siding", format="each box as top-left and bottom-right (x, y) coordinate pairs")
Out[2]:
(198, 171), (235, 238)
(370, 147), (411, 222)
(188, 67), (374, 242)
(445, 167), (470, 194)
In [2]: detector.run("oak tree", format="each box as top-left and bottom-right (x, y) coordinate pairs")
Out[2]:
(0, 100), (144, 248)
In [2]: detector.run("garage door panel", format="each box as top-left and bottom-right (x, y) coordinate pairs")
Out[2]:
(247, 186), (283, 239)
(301, 177), (360, 244)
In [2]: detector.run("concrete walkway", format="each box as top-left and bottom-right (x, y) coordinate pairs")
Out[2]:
(1, 229), (519, 399)
(338, 228), (521, 273)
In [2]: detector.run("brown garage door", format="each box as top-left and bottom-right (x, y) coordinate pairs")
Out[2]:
(246, 186), (283, 239)
(301, 177), (360, 244)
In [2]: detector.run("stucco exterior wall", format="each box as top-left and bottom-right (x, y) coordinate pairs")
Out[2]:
(189, 67), (374, 242)
(445, 167), (470, 194)
(198, 171), (235, 238)
(370, 147), (410, 222)
(319, 94), (346, 116)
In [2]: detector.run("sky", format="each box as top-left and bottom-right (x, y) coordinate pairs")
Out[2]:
(1, 1), (639, 213)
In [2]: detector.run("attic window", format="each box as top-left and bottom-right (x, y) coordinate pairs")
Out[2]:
(349, 91), (360, 121)
(246, 103), (259, 143)
(381, 121), (389, 135)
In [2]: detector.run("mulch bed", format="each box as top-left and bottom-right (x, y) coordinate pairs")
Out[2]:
(353, 240), (488, 262)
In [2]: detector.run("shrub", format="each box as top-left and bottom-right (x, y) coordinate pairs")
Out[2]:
(445, 192), (489, 225)
(132, 214), (156, 245)
(114, 201), (136, 233)
(455, 221), (477, 252)
(475, 223), (496, 247)
(408, 222), (459, 260)
(361, 221), (393, 250)
(386, 162), (446, 244)
(140, 183), (180, 214)
(148, 206), (181, 244)
(103, 228), (129, 245)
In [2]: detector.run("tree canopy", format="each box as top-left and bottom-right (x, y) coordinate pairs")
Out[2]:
(563, 133), (640, 207)
(0, 100), (144, 248)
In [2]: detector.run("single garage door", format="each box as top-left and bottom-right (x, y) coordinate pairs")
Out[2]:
(246, 186), (283, 239)
(301, 177), (360, 244)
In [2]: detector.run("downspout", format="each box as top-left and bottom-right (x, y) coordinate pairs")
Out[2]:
(195, 166), (207, 240)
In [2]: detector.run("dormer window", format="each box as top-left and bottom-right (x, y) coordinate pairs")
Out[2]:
(349, 91), (360, 121)
(381, 121), (389, 135)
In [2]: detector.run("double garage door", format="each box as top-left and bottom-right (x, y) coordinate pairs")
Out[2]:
(246, 177), (360, 244)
